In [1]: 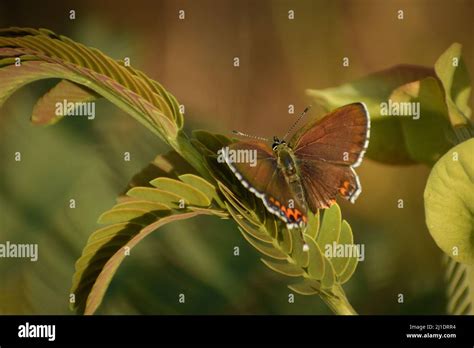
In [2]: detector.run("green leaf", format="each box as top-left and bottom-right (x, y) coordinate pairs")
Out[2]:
(305, 210), (320, 239)
(238, 227), (287, 260)
(279, 226), (293, 255)
(434, 43), (472, 126)
(126, 151), (198, 192)
(0, 28), (210, 177)
(226, 202), (273, 243)
(179, 174), (223, 207)
(126, 187), (182, 208)
(97, 200), (171, 225)
(113, 200), (170, 211)
(71, 222), (141, 312)
(31, 80), (99, 125)
(306, 65), (434, 122)
(445, 256), (474, 314)
(290, 228), (309, 267)
(317, 204), (341, 251)
(321, 257), (336, 290)
(264, 214), (279, 239)
(218, 182), (261, 227)
(288, 279), (321, 296)
(0, 49), (178, 140)
(149, 177), (212, 207)
(71, 211), (212, 314)
(424, 139), (474, 264)
(261, 259), (305, 277)
(332, 220), (354, 276)
(304, 235), (325, 280)
(97, 208), (164, 225)
(338, 255), (359, 285)
(390, 77), (457, 165)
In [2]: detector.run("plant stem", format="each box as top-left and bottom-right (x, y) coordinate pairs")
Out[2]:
(320, 285), (358, 315)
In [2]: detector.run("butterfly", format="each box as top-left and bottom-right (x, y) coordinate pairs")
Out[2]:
(222, 102), (370, 230)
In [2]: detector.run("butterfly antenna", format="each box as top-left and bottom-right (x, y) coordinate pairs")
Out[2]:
(282, 105), (312, 141)
(232, 130), (269, 142)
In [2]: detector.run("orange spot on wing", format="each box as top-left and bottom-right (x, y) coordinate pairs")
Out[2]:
(284, 208), (294, 221)
(339, 180), (351, 196)
(294, 209), (302, 220)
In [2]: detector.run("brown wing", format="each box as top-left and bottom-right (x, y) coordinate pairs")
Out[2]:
(223, 141), (276, 193)
(290, 103), (370, 167)
(298, 159), (361, 212)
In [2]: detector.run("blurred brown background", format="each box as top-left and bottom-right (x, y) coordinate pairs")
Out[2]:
(0, 0), (472, 314)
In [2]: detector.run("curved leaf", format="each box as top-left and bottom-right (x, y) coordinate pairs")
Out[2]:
(317, 204), (341, 251)
(338, 254), (359, 285)
(321, 257), (336, 290)
(288, 279), (321, 296)
(434, 43), (472, 126)
(332, 220), (354, 276)
(127, 187), (182, 208)
(393, 77), (457, 165)
(290, 228), (309, 267)
(74, 211), (211, 315)
(0, 27), (209, 177)
(261, 259), (305, 277)
(238, 227), (287, 260)
(305, 210), (320, 239)
(179, 173), (223, 207)
(226, 203), (273, 243)
(113, 200), (170, 211)
(149, 177), (212, 207)
(424, 139), (474, 265)
(31, 80), (98, 125)
(304, 235), (325, 280)
(126, 151), (198, 191)
(97, 208), (161, 225)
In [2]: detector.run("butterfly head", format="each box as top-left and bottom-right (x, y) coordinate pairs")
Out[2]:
(271, 136), (288, 152)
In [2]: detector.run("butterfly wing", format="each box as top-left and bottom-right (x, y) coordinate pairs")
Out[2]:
(298, 159), (361, 211)
(290, 103), (370, 210)
(290, 102), (370, 167)
(222, 141), (307, 228)
(221, 141), (276, 192)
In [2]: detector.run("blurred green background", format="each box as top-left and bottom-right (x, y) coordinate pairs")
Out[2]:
(0, 0), (472, 314)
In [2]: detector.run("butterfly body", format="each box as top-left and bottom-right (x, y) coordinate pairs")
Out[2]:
(273, 140), (308, 221)
(224, 102), (370, 230)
